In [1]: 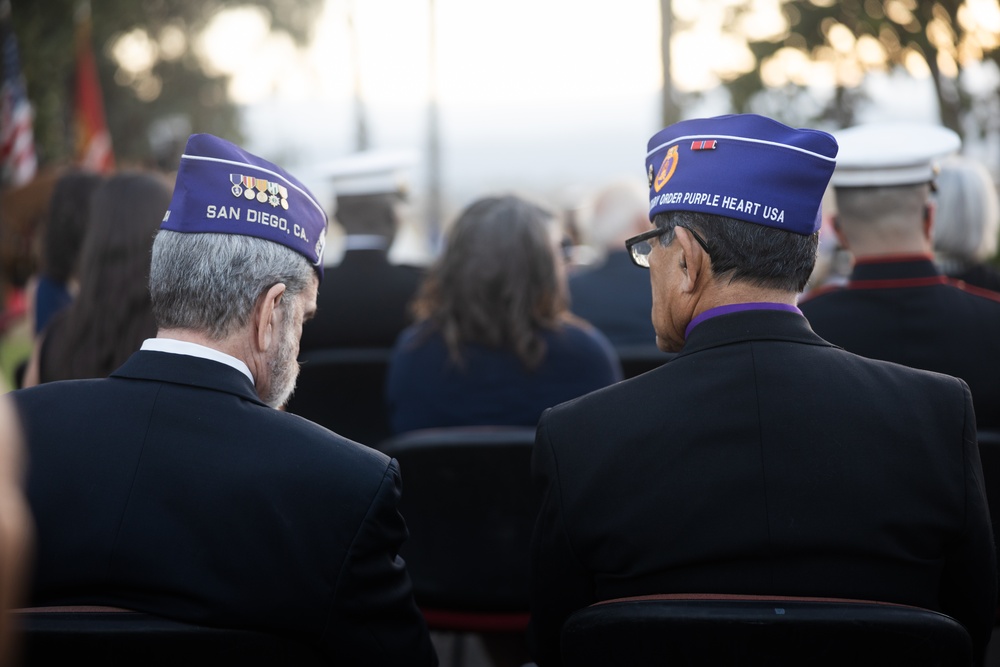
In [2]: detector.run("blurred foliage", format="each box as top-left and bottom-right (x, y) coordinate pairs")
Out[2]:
(718, 0), (1000, 135)
(9, 0), (322, 169)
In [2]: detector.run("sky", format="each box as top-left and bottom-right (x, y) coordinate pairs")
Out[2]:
(189, 0), (978, 260)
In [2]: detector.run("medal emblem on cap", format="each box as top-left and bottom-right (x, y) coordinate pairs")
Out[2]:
(315, 232), (326, 265)
(163, 133), (330, 283)
(242, 175), (257, 200)
(647, 163), (654, 187)
(654, 145), (679, 193)
(266, 182), (281, 207)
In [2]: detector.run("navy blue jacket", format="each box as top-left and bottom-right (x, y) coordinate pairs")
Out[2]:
(387, 321), (622, 434)
(569, 251), (656, 347)
(300, 248), (424, 352)
(14, 350), (436, 666)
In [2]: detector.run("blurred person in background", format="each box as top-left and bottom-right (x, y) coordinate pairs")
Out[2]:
(22, 172), (171, 386)
(299, 151), (424, 353)
(932, 155), (1000, 293)
(800, 123), (1000, 431)
(386, 194), (621, 434)
(30, 169), (103, 335)
(801, 185), (851, 296)
(568, 180), (656, 346)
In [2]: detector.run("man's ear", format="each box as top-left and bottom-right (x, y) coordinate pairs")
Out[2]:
(674, 227), (708, 294)
(923, 200), (936, 241)
(254, 283), (287, 352)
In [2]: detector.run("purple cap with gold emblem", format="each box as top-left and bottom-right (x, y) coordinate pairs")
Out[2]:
(645, 114), (838, 235)
(161, 134), (329, 280)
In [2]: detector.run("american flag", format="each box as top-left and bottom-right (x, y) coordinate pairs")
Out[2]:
(0, 0), (36, 187)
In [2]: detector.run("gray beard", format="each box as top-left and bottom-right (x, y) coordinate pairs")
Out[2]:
(262, 324), (300, 409)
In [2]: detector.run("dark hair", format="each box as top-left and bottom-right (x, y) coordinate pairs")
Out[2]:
(653, 210), (818, 292)
(40, 170), (103, 283)
(334, 193), (399, 238)
(412, 194), (569, 370)
(41, 172), (172, 382)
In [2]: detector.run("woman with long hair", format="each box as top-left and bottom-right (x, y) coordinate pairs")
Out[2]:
(24, 171), (173, 385)
(32, 169), (103, 334)
(386, 194), (621, 433)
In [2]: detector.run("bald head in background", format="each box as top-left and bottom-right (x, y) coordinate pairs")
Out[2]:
(800, 122), (1000, 431)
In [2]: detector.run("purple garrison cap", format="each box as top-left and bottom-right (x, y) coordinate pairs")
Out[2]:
(645, 114), (838, 235)
(161, 134), (329, 281)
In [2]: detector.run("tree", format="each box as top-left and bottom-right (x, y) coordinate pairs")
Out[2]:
(9, 0), (322, 168)
(713, 0), (1000, 135)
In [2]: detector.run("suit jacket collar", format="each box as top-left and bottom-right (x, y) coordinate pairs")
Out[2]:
(111, 350), (267, 406)
(849, 255), (939, 282)
(338, 248), (391, 267)
(677, 308), (834, 358)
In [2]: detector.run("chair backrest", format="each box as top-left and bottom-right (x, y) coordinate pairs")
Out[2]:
(379, 427), (537, 614)
(977, 430), (1000, 610)
(284, 347), (393, 445)
(560, 594), (973, 667)
(13, 606), (326, 667)
(615, 344), (674, 379)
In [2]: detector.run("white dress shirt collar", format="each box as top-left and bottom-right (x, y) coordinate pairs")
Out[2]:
(140, 338), (254, 383)
(342, 234), (390, 251)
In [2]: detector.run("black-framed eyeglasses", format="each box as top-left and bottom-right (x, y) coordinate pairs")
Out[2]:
(625, 225), (712, 268)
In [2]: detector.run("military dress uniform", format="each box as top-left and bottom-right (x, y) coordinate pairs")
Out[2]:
(300, 237), (423, 351)
(800, 255), (1000, 430)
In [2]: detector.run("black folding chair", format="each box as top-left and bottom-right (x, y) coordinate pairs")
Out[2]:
(560, 593), (972, 667)
(285, 347), (393, 445)
(13, 605), (326, 667)
(379, 426), (537, 666)
(977, 430), (1000, 624)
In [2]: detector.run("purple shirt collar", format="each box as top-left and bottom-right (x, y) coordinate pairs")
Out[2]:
(684, 302), (802, 340)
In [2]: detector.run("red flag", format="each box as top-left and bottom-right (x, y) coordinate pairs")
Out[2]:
(74, 4), (114, 172)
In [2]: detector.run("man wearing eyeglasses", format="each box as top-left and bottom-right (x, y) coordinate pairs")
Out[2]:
(528, 114), (996, 666)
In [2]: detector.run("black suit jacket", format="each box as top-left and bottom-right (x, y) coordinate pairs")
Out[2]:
(800, 256), (1000, 430)
(529, 309), (995, 666)
(13, 351), (436, 666)
(300, 248), (424, 351)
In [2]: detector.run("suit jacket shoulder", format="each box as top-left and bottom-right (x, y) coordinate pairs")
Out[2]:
(14, 351), (436, 666)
